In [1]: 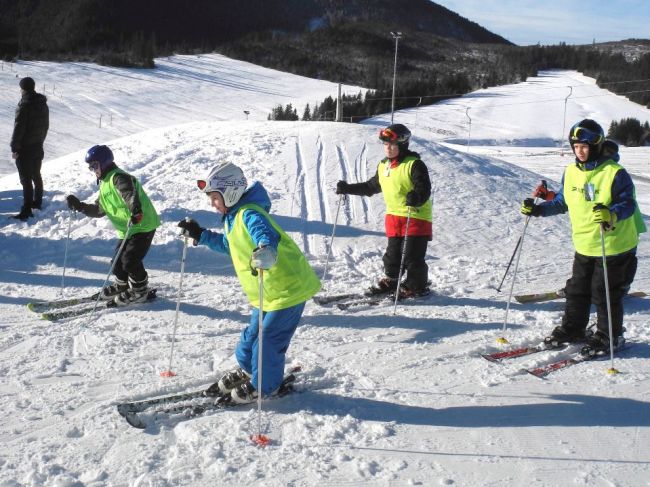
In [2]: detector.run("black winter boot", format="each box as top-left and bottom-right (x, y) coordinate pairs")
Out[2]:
(12, 206), (33, 221)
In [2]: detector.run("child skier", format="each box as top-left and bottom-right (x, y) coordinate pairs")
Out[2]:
(335, 123), (432, 297)
(66, 145), (160, 306)
(178, 162), (320, 404)
(521, 119), (645, 356)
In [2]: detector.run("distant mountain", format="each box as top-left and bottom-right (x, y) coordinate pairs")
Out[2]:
(0, 0), (511, 59)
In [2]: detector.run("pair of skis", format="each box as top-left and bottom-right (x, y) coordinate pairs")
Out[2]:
(313, 288), (431, 310)
(116, 366), (301, 429)
(26, 289), (158, 321)
(481, 342), (623, 378)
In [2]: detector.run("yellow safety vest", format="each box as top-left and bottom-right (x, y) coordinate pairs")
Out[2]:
(563, 160), (642, 256)
(225, 203), (321, 310)
(377, 156), (432, 222)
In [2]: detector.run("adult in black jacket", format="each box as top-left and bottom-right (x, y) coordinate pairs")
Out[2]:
(10, 77), (49, 221)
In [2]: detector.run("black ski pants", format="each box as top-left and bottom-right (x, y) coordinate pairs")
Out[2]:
(112, 230), (156, 283)
(15, 145), (44, 209)
(383, 235), (429, 291)
(561, 248), (637, 338)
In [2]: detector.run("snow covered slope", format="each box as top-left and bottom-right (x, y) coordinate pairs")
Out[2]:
(0, 54), (364, 176)
(0, 59), (649, 486)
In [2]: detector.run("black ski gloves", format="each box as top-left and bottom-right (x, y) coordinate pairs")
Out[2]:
(336, 181), (350, 195)
(178, 218), (204, 243)
(66, 195), (82, 212)
(520, 198), (541, 217)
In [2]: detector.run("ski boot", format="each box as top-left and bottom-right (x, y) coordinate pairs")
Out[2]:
(366, 277), (398, 296)
(113, 276), (149, 307)
(209, 368), (251, 395)
(543, 325), (585, 348)
(100, 278), (129, 300)
(580, 330), (624, 358)
(397, 285), (431, 300)
(231, 381), (258, 404)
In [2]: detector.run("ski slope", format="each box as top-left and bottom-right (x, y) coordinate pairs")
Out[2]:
(1, 55), (649, 486)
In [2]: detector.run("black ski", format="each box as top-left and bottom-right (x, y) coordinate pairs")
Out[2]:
(40, 289), (158, 321)
(119, 366), (301, 429)
(27, 293), (101, 313)
(516, 289), (646, 304)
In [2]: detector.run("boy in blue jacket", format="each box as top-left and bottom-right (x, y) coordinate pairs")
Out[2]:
(178, 162), (320, 403)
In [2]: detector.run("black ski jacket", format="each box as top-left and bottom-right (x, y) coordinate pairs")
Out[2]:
(11, 91), (49, 153)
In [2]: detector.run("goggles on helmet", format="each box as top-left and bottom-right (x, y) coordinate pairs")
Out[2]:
(381, 127), (412, 145)
(570, 126), (603, 145)
(197, 179), (208, 191)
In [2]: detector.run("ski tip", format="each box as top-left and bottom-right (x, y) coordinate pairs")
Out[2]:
(124, 411), (147, 429)
(480, 354), (502, 364)
(40, 314), (54, 321)
(250, 434), (271, 447)
(27, 303), (35, 311)
(525, 368), (547, 379)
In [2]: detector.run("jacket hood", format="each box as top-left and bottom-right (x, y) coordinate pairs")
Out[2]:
(221, 181), (271, 225)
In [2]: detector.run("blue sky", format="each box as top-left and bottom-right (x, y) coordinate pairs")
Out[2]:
(434, 0), (650, 45)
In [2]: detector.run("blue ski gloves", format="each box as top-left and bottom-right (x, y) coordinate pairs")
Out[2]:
(178, 218), (205, 244)
(520, 198), (541, 217)
(251, 245), (277, 270)
(593, 203), (616, 231)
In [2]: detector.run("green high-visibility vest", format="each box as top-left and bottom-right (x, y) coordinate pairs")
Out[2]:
(563, 160), (644, 256)
(377, 156), (432, 221)
(99, 168), (160, 239)
(225, 203), (321, 311)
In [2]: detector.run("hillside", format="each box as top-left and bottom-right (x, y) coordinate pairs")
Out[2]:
(1, 55), (650, 485)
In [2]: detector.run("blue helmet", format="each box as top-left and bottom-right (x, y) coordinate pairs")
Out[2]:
(85, 145), (114, 171)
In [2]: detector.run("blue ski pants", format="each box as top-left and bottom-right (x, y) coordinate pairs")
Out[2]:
(235, 302), (305, 395)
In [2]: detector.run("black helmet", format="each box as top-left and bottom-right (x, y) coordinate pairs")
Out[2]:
(568, 119), (604, 161)
(379, 124), (411, 148)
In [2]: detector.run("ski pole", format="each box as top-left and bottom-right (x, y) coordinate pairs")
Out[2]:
(321, 194), (345, 286)
(160, 225), (190, 378)
(496, 236), (521, 293)
(497, 181), (547, 292)
(598, 220), (619, 374)
(87, 222), (134, 321)
(251, 269), (270, 446)
(60, 209), (75, 295)
(500, 212), (534, 340)
(393, 207), (412, 315)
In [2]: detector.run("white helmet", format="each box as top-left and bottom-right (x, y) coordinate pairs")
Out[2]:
(197, 162), (247, 207)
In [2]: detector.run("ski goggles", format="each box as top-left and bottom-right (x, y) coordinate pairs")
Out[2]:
(570, 126), (603, 145)
(379, 128), (400, 143)
(196, 179), (209, 191)
(88, 161), (101, 171)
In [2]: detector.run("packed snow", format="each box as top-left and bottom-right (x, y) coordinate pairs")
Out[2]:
(1, 54), (649, 487)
